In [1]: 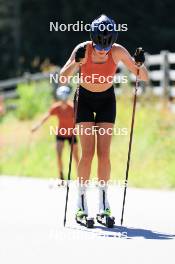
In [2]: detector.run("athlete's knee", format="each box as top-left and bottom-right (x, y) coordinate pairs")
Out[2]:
(98, 157), (110, 166)
(81, 144), (95, 158)
(81, 150), (94, 163)
(97, 154), (110, 167)
(97, 148), (110, 160)
(81, 154), (94, 163)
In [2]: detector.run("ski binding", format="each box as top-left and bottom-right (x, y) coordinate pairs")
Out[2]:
(96, 214), (115, 228)
(75, 214), (94, 228)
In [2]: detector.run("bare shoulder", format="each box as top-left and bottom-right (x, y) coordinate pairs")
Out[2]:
(112, 44), (130, 63)
(112, 43), (127, 54)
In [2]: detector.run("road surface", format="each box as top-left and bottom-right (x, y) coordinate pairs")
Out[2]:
(0, 176), (175, 264)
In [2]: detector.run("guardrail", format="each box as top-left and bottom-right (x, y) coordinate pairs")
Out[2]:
(0, 72), (51, 99)
(116, 50), (175, 97)
(1, 51), (175, 99)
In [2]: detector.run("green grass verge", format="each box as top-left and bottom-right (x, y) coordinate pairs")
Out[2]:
(1, 95), (175, 189)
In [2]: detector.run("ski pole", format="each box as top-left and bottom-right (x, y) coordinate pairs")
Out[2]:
(120, 68), (140, 226)
(63, 72), (80, 227)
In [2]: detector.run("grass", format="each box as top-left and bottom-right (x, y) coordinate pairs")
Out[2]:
(1, 95), (175, 189)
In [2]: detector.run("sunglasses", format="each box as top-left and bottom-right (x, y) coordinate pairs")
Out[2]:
(94, 44), (111, 52)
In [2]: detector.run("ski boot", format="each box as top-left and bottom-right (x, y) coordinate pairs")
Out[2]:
(75, 209), (94, 228)
(96, 208), (115, 228)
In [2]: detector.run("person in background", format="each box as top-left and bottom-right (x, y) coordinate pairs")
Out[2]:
(31, 86), (79, 185)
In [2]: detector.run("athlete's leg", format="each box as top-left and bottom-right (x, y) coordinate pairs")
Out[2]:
(96, 122), (114, 213)
(77, 122), (95, 183)
(74, 86), (96, 215)
(96, 123), (113, 182)
(56, 140), (64, 180)
(76, 122), (95, 214)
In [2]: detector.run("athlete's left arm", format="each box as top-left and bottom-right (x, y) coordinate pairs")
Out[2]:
(113, 45), (149, 81)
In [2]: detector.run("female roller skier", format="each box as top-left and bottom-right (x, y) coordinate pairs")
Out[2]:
(60, 14), (148, 221)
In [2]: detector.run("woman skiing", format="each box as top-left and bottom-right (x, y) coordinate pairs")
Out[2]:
(60, 14), (148, 221)
(31, 86), (79, 185)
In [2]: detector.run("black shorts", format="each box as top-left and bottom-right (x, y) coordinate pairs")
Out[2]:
(75, 86), (116, 123)
(56, 135), (77, 144)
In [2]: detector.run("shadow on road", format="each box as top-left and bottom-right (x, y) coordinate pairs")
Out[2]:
(67, 225), (175, 240)
(97, 225), (175, 240)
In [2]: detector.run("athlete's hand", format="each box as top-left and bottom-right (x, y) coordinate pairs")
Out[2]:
(31, 124), (40, 133)
(134, 47), (145, 66)
(75, 45), (86, 64)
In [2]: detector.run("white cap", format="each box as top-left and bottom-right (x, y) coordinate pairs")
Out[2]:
(56, 86), (71, 101)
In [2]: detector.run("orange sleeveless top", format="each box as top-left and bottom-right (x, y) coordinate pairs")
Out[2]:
(81, 43), (117, 84)
(49, 102), (74, 136)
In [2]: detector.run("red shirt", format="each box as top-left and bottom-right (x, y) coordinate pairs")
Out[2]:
(49, 101), (74, 137)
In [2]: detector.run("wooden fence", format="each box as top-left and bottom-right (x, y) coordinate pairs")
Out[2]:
(0, 51), (175, 99)
(116, 50), (175, 97)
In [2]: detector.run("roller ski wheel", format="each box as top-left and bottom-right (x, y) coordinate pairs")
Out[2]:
(96, 209), (115, 228)
(75, 210), (94, 228)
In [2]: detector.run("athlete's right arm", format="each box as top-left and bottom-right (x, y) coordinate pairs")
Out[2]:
(59, 43), (87, 84)
(31, 112), (50, 133)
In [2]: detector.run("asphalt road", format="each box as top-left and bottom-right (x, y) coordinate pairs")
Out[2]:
(0, 176), (175, 264)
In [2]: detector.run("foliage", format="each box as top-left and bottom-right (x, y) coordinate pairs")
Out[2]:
(0, 0), (175, 78)
(1, 96), (175, 189)
(15, 80), (52, 120)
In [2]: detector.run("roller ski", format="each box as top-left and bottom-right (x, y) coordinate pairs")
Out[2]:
(75, 209), (94, 228)
(96, 208), (115, 228)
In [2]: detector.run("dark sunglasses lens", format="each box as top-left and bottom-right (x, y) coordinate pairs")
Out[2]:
(95, 45), (111, 51)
